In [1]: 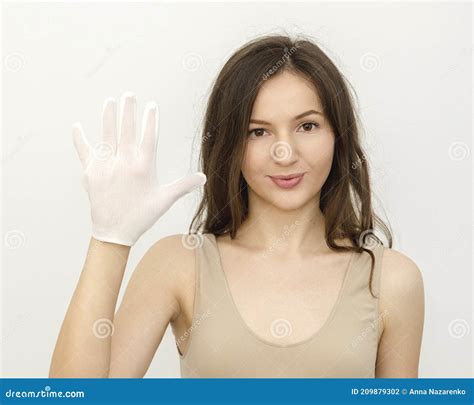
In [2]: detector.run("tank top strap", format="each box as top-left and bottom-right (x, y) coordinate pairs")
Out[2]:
(343, 242), (385, 300)
(369, 243), (385, 299)
(194, 233), (230, 308)
(199, 233), (226, 281)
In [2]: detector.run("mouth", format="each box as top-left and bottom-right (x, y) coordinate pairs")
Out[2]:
(268, 172), (306, 189)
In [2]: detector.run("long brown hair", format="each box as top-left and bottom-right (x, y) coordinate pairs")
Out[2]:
(188, 34), (393, 298)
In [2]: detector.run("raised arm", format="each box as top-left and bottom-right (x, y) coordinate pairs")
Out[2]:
(107, 234), (189, 377)
(49, 93), (206, 377)
(49, 238), (131, 377)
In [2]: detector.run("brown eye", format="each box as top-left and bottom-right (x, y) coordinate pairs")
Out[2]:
(300, 122), (319, 132)
(248, 128), (267, 138)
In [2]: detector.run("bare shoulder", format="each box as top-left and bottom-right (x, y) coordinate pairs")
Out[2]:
(379, 247), (425, 296)
(147, 233), (196, 266)
(375, 246), (425, 377)
(148, 232), (197, 275)
(378, 246), (425, 332)
(141, 234), (197, 320)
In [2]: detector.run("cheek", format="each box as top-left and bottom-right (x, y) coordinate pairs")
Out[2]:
(309, 140), (334, 166)
(304, 137), (335, 180)
(241, 142), (269, 180)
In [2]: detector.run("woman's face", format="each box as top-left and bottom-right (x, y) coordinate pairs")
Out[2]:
(241, 70), (335, 211)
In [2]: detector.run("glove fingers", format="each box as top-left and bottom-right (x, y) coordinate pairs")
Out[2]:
(139, 101), (159, 165)
(72, 123), (92, 169)
(101, 97), (117, 155)
(163, 172), (207, 202)
(118, 92), (137, 150)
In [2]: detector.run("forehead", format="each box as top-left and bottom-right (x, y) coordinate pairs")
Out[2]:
(251, 70), (323, 117)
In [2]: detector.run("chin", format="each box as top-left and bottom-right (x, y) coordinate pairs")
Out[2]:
(265, 192), (313, 211)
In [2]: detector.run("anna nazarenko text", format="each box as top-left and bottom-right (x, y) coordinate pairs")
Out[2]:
(409, 388), (466, 396)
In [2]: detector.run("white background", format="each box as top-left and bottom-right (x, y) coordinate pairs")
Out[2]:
(1, 1), (472, 378)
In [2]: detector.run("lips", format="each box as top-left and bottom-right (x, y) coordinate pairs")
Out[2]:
(270, 172), (306, 180)
(269, 173), (305, 189)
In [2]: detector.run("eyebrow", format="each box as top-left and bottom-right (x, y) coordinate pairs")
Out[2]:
(249, 109), (323, 125)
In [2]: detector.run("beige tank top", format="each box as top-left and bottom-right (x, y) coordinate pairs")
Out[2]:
(178, 233), (384, 378)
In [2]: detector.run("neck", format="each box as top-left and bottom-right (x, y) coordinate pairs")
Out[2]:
(234, 192), (328, 255)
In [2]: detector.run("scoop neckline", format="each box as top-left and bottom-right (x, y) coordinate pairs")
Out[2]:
(209, 233), (359, 349)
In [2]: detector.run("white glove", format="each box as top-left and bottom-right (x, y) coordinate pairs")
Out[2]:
(72, 92), (206, 246)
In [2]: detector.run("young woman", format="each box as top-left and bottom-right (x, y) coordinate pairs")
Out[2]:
(49, 34), (424, 378)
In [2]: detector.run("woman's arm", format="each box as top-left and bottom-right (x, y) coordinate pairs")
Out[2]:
(375, 248), (425, 378)
(107, 235), (186, 377)
(49, 238), (130, 377)
(49, 234), (185, 378)
(49, 92), (205, 377)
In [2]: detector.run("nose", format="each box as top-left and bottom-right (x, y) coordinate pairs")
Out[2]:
(269, 136), (298, 165)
